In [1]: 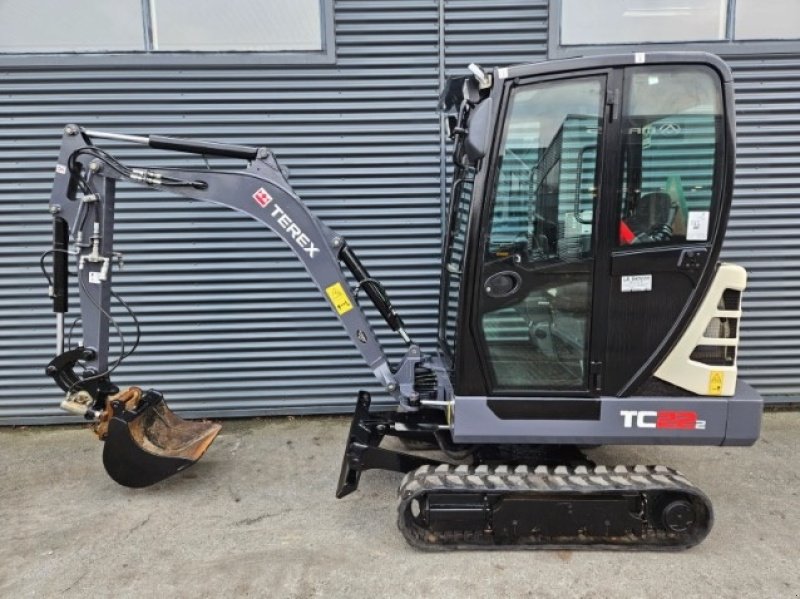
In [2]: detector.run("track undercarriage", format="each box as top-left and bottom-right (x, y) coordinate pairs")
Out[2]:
(397, 464), (711, 550)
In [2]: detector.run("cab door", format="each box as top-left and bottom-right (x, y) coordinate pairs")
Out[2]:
(471, 72), (614, 396)
(604, 64), (730, 394)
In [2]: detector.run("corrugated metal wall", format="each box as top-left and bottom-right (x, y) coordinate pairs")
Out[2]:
(721, 54), (800, 396)
(443, 0), (548, 68)
(1, 0), (447, 423)
(0, 1), (797, 424)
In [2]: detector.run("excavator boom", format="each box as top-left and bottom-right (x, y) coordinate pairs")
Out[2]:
(46, 126), (433, 486)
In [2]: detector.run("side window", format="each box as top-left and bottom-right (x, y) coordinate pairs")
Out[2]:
(488, 78), (603, 264)
(618, 67), (723, 246)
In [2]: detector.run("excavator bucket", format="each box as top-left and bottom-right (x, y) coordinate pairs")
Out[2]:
(97, 388), (221, 488)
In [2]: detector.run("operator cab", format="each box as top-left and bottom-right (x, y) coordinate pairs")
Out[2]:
(440, 53), (735, 402)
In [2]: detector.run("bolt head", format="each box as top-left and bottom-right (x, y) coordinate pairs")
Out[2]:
(88, 161), (101, 173)
(332, 237), (342, 248)
(49, 205), (60, 214)
(64, 125), (77, 136)
(386, 383), (397, 392)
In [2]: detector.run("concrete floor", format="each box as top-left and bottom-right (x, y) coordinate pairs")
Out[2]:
(0, 411), (798, 599)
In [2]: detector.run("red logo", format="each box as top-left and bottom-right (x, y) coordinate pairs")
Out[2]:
(252, 187), (273, 208)
(656, 411), (701, 430)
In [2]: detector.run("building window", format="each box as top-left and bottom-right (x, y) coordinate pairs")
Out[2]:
(561, 0), (727, 46)
(151, 0), (322, 52)
(735, 0), (800, 41)
(0, 0), (146, 52)
(0, 0), (326, 54)
(557, 0), (800, 49)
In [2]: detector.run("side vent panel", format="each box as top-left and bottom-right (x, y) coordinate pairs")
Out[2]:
(654, 264), (746, 396)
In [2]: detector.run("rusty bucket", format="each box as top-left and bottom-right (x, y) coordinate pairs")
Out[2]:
(97, 387), (221, 488)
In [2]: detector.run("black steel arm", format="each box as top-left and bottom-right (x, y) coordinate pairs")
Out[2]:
(79, 128), (262, 160)
(339, 244), (410, 344)
(147, 134), (260, 160)
(48, 125), (417, 408)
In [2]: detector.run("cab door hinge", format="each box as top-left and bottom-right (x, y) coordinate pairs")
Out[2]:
(606, 88), (619, 122)
(589, 360), (603, 393)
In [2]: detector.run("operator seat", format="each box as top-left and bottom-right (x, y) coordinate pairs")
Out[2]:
(627, 191), (673, 235)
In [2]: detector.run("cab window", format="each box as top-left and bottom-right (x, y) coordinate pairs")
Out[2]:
(488, 77), (603, 263)
(618, 67), (723, 246)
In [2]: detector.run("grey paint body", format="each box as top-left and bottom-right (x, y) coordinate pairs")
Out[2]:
(453, 380), (762, 446)
(50, 130), (402, 396)
(0, 0), (798, 423)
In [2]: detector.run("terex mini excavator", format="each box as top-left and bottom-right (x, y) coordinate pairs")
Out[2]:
(44, 53), (762, 550)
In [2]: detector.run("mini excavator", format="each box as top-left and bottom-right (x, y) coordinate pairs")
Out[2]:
(43, 52), (762, 549)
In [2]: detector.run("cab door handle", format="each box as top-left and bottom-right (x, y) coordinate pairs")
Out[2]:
(484, 271), (522, 298)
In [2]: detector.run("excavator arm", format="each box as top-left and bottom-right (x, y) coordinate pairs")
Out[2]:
(45, 125), (435, 486)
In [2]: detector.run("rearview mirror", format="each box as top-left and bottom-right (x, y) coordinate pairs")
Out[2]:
(464, 98), (493, 164)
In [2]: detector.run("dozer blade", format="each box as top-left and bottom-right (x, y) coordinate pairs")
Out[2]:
(99, 388), (221, 488)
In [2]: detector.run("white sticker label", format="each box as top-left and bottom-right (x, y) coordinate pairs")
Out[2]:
(635, 52), (646, 64)
(88, 271), (102, 285)
(686, 210), (710, 241)
(55, 164), (67, 175)
(621, 274), (652, 293)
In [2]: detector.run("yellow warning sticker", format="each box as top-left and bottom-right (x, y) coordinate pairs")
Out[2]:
(325, 282), (353, 316)
(708, 371), (724, 396)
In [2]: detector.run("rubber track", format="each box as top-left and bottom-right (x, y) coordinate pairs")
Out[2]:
(397, 463), (713, 551)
